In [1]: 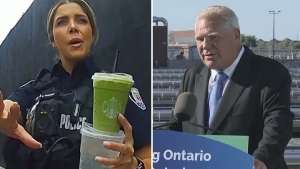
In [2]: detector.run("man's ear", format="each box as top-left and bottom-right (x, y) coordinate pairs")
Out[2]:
(234, 28), (240, 41)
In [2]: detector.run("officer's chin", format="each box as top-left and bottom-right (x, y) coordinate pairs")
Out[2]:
(65, 51), (89, 62)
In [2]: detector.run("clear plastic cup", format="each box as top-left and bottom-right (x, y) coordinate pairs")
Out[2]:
(79, 122), (125, 169)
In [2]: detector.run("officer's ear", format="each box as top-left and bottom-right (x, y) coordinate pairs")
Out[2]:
(92, 36), (95, 44)
(51, 41), (57, 48)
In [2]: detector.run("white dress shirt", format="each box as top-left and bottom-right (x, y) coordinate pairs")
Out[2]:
(208, 46), (245, 95)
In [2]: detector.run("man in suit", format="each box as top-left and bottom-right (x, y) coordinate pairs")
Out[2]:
(169, 5), (294, 169)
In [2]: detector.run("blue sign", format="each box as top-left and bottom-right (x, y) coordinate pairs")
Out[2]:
(153, 130), (254, 169)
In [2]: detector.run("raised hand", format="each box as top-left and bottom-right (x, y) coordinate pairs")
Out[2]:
(0, 91), (42, 149)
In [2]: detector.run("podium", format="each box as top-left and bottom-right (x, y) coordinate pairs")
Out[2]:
(153, 130), (254, 169)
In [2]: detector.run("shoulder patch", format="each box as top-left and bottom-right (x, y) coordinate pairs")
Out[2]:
(129, 87), (146, 110)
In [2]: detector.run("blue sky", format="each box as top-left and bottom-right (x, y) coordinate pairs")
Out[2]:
(153, 0), (300, 41)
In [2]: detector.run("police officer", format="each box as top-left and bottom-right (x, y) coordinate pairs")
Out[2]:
(0, 0), (151, 169)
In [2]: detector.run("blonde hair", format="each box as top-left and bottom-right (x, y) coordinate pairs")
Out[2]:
(195, 5), (240, 30)
(46, 0), (99, 44)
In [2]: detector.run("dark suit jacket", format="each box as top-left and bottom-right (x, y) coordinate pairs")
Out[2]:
(169, 46), (294, 169)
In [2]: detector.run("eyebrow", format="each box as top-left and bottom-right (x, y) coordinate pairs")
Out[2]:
(207, 32), (218, 36)
(55, 14), (88, 22)
(195, 32), (219, 39)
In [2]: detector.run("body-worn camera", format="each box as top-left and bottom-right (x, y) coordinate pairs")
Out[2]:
(25, 94), (63, 142)
(34, 99), (62, 141)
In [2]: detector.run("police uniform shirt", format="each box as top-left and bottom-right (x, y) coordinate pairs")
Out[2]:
(7, 55), (151, 151)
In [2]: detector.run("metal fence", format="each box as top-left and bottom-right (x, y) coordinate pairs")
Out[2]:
(244, 47), (300, 58)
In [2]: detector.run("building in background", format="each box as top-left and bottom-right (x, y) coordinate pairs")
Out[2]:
(168, 30), (196, 59)
(168, 30), (300, 61)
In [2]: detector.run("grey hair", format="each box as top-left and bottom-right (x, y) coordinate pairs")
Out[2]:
(195, 5), (240, 31)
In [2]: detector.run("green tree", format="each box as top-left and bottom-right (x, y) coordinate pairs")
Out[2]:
(168, 30), (175, 43)
(292, 42), (300, 49)
(241, 35), (257, 47)
(285, 40), (291, 48)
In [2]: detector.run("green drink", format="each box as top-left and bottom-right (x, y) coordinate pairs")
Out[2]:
(92, 73), (134, 132)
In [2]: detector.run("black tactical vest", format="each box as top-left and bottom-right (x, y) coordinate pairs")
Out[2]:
(5, 68), (94, 169)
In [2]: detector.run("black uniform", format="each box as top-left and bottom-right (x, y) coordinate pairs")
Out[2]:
(4, 56), (151, 169)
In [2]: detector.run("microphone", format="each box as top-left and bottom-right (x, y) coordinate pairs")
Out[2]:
(154, 92), (227, 135)
(173, 92), (197, 121)
(153, 92), (197, 130)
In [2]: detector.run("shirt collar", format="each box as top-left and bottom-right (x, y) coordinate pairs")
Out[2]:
(51, 55), (100, 77)
(210, 46), (245, 83)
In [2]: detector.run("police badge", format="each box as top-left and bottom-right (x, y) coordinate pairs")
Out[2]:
(129, 88), (146, 110)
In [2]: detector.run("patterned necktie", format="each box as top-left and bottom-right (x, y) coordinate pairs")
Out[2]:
(208, 72), (228, 126)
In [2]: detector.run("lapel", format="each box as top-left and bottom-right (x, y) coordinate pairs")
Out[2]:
(194, 66), (210, 134)
(207, 46), (254, 134)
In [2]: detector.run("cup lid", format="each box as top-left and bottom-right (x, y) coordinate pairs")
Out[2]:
(92, 73), (134, 83)
(80, 122), (125, 140)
